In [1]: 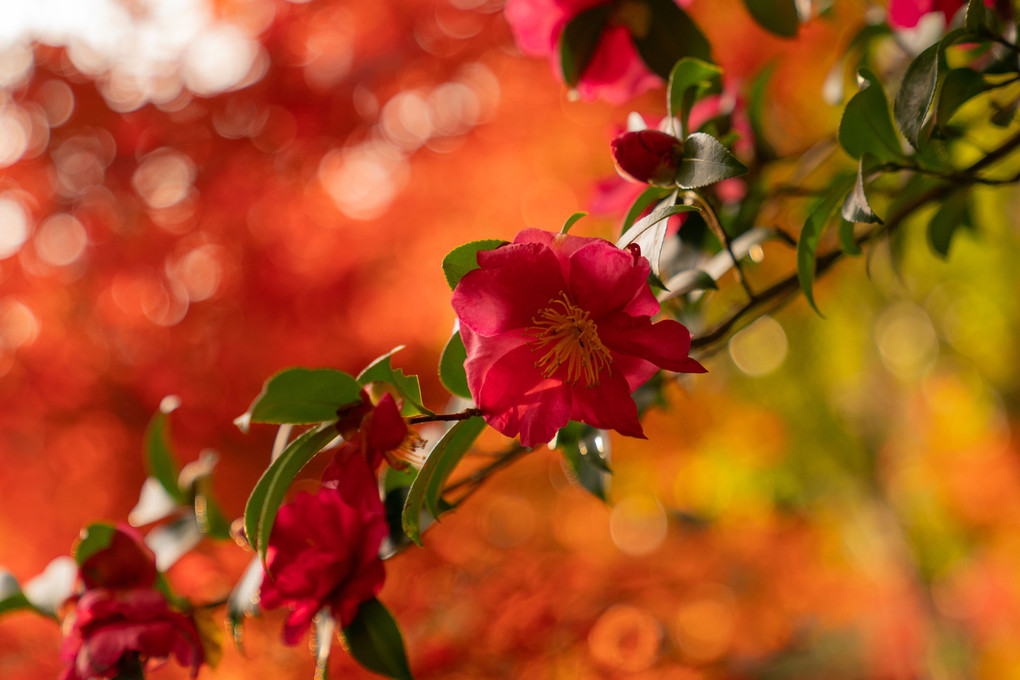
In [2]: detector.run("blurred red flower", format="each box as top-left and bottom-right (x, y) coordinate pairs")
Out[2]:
(259, 451), (388, 644)
(503, 0), (692, 104)
(611, 129), (683, 186)
(331, 390), (423, 472)
(59, 525), (204, 680)
(452, 229), (705, 447)
(887, 0), (987, 27)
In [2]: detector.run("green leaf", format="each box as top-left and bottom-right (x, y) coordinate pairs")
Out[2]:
(559, 4), (613, 87)
(797, 179), (852, 315)
(927, 190), (970, 258)
(342, 599), (414, 680)
(194, 477), (232, 540)
(838, 219), (862, 256)
(442, 239), (505, 291)
(936, 68), (994, 131)
(838, 69), (904, 162)
(226, 557), (263, 652)
(0, 572), (34, 619)
(402, 417), (486, 545)
(555, 422), (612, 502)
(965, 0), (989, 33)
(616, 201), (696, 280)
(244, 424), (338, 567)
(841, 156), (883, 224)
(247, 368), (363, 425)
(73, 523), (117, 565)
(358, 347), (431, 416)
(675, 133), (748, 189)
(560, 212), (586, 234)
(144, 401), (186, 504)
(620, 185), (673, 234)
(894, 42), (940, 149)
(659, 269), (718, 297)
(742, 0), (799, 37)
(439, 331), (471, 399)
(631, 0), (712, 80)
(666, 58), (722, 138)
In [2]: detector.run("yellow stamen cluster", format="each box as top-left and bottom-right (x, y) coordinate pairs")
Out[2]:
(525, 292), (612, 387)
(383, 429), (427, 471)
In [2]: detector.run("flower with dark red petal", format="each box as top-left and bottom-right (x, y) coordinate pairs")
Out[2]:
(611, 129), (683, 186)
(59, 525), (205, 680)
(259, 450), (388, 644)
(888, 0), (990, 27)
(451, 229), (705, 448)
(331, 391), (424, 474)
(504, 0), (692, 104)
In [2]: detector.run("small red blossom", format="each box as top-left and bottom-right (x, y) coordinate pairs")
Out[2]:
(59, 525), (205, 680)
(333, 390), (423, 471)
(451, 229), (705, 448)
(887, 0), (988, 27)
(259, 451), (388, 644)
(611, 129), (683, 186)
(504, 0), (692, 104)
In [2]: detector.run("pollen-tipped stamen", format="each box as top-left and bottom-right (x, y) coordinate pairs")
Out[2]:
(382, 430), (427, 470)
(525, 292), (612, 386)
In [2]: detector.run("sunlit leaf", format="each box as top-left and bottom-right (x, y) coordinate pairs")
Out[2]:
(226, 557), (263, 652)
(559, 4), (612, 87)
(442, 240), (505, 290)
(966, 0), (990, 32)
(247, 368), (363, 425)
(439, 331), (471, 399)
(560, 212), (586, 234)
(894, 42), (939, 149)
(658, 269), (717, 297)
(675, 133), (748, 189)
(621, 185), (674, 234)
(402, 417), (486, 545)
(742, 0), (799, 37)
(666, 58), (722, 137)
(555, 422), (612, 502)
(841, 156), (883, 224)
(936, 68), (994, 131)
(797, 180), (852, 314)
(145, 399), (186, 503)
(342, 598), (414, 680)
(838, 219), (862, 256)
(358, 347), (431, 416)
(928, 190), (971, 258)
(632, 0), (711, 79)
(616, 199), (696, 279)
(244, 424), (338, 567)
(838, 69), (904, 161)
(73, 523), (117, 565)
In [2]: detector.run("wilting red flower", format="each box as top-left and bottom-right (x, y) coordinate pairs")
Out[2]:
(887, 0), (988, 27)
(59, 525), (205, 680)
(60, 589), (205, 680)
(451, 229), (705, 447)
(612, 129), (683, 186)
(332, 390), (423, 471)
(504, 0), (692, 104)
(259, 451), (388, 644)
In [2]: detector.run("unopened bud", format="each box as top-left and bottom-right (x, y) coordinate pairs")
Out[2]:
(611, 130), (683, 186)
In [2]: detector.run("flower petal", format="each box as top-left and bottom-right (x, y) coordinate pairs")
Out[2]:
(566, 239), (655, 319)
(569, 368), (645, 439)
(598, 313), (704, 374)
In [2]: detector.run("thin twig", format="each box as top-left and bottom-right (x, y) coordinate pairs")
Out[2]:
(408, 408), (482, 425)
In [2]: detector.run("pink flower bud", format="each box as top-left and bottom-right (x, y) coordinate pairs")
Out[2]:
(611, 130), (683, 187)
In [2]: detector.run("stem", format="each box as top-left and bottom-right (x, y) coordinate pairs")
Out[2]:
(683, 190), (756, 299)
(443, 443), (529, 501)
(408, 408), (482, 425)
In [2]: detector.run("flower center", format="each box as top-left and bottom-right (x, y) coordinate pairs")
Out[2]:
(382, 430), (427, 471)
(525, 292), (612, 387)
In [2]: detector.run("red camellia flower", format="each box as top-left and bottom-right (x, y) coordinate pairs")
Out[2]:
(611, 129), (683, 186)
(451, 229), (705, 447)
(259, 451), (388, 644)
(888, 0), (990, 28)
(59, 525), (205, 680)
(331, 390), (424, 471)
(504, 0), (692, 104)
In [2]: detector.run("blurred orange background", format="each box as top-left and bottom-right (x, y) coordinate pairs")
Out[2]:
(2, 0), (1020, 678)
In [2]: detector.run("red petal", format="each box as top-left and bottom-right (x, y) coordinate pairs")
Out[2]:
(567, 239), (653, 319)
(569, 368), (645, 439)
(598, 313), (698, 373)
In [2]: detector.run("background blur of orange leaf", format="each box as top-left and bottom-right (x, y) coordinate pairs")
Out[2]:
(2, 1), (1020, 678)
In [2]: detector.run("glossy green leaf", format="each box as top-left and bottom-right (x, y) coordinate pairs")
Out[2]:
(559, 4), (612, 87)
(928, 190), (970, 258)
(73, 523), (117, 565)
(838, 69), (904, 161)
(632, 0), (711, 79)
(666, 58), (722, 137)
(797, 179), (852, 315)
(342, 599), (414, 680)
(0, 572), (33, 619)
(441, 239), (504, 290)
(194, 477), (232, 540)
(966, 0), (989, 32)
(838, 219), (862, 256)
(561, 212), (586, 234)
(247, 368), (363, 425)
(742, 0), (799, 37)
(676, 133), (748, 189)
(936, 68), (994, 130)
(841, 156), (883, 224)
(616, 201), (696, 280)
(556, 422), (612, 502)
(226, 557), (263, 652)
(402, 417), (486, 545)
(244, 424), (338, 567)
(620, 185), (674, 234)
(358, 347), (431, 416)
(144, 404), (185, 504)
(894, 42), (939, 149)
(659, 269), (718, 297)
(439, 331), (471, 399)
